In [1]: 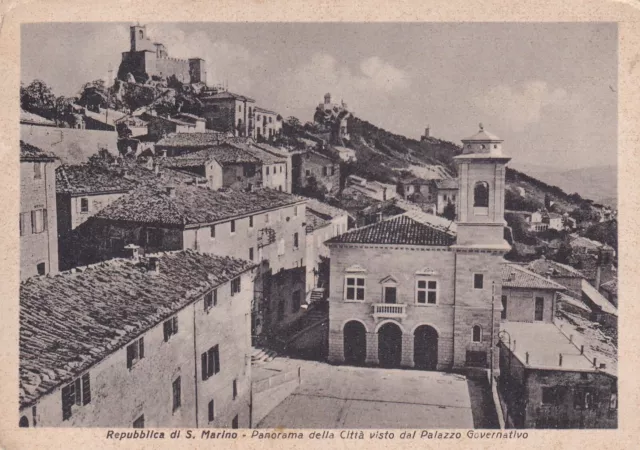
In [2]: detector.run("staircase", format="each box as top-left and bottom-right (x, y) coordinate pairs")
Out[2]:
(251, 346), (279, 365)
(272, 305), (329, 359)
(305, 287), (325, 307)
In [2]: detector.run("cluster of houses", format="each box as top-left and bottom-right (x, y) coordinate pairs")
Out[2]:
(18, 25), (616, 430)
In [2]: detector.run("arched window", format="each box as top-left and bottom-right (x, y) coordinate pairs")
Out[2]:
(139, 30), (144, 39)
(472, 325), (482, 343)
(19, 416), (29, 427)
(474, 182), (489, 207)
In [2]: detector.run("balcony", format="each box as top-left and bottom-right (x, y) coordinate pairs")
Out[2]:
(372, 303), (407, 321)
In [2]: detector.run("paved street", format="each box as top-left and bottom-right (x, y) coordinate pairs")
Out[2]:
(257, 359), (474, 429)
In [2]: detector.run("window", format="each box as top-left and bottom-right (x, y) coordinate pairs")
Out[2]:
(473, 274), (484, 289)
(249, 215), (254, 228)
(80, 198), (89, 213)
(249, 247), (255, 261)
(163, 316), (178, 341)
(330, 166), (335, 176)
(33, 162), (42, 179)
(542, 387), (566, 405)
(293, 232), (299, 249)
(277, 238), (285, 256)
(383, 286), (397, 304)
(61, 373), (91, 420)
(472, 325), (482, 343)
(294, 206), (298, 217)
(610, 392), (618, 410)
(473, 182), (489, 208)
(269, 117), (273, 123)
(19, 212), (29, 236)
(208, 400), (215, 422)
(265, 213), (270, 223)
(126, 337), (145, 369)
(238, 105), (242, 112)
(31, 209), (46, 234)
(305, 169), (311, 177)
(233, 379), (238, 399)
(280, 166), (283, 173)
(535, 297), (544, 321)
(292, 290), (301, 313)
(210, 225), (216, 238)
(501, 295), (507, 319)
(19, 416), (29, 428)
(574, 388), (596, 410)
(204, 289), (217, 311)
(202, 345), (220, 380)
(37, 263), (46, 276)
(416, 279), (437, 304)
(345, 276), (365, 301)
(133, 415), (145, 428)
(231, 277), (241, 296)
(172, 377), (181, 412)
(266, 166), (270, 175)
(145, 227), (162, 248)
(230, 220), (236, 233)
(231, 415), (239, 429)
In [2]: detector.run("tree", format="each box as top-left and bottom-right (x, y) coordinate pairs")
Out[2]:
(554, 241), (573, 264)
(77, 79), (109, 111)
(442, 201), (456, 221)
(21, 80), (56, 116)
(301, 175), (328, 201)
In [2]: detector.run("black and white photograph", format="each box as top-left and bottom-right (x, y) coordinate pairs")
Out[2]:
(17, 21), (618, 432)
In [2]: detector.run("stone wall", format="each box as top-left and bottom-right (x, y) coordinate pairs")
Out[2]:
(502, 287), (555, 323)
(20, 159), (59, 279)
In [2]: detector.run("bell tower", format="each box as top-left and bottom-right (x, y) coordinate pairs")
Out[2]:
(454, 124), (511, 249)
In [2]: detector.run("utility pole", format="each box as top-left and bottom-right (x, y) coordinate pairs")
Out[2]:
(106, 64), (113, 129)
(490, 281), (496, 388)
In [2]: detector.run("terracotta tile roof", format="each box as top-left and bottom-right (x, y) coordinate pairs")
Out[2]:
(304, 197), (349, 220)
(55, 161), (205, 195)
(228, 142), (286, 165)
(254, 106), (278, 115)
(435, 178), (458, 190)
(95, 185), (305, 226)
(326, 213), (456, 246)
(20, 109), (56, 126)
(156, 132), (229, 148)
(502, 264), (566, 290)
(201, 91), (255, 103)
(600, 279), (617, 296)
(56, 165), (138, 195)
(161, 144), (262, 168)
(20, 141), (57, 161)
(526, 259), (586, 279)
(306, 209), (331, 233)
(399, 176), (433, 186)
(19, 250), (255, 408)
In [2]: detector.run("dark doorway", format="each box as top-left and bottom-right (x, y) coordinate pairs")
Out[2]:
(378, 322), (402, 368)
(414, 325), (438, 370)
(343, 321), (366, 365)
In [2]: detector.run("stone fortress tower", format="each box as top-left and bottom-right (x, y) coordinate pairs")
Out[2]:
(118, 25), (206, 84)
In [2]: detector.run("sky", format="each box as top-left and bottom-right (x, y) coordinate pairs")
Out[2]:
(21, 22), (617, 171)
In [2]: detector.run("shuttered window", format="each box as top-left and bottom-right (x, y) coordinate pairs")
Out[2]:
(126, 338), (145, 369)
(202, 345), (220, 380)
(208, 400), (215, 422)
(61, 373), (91, 420)
(163, 316), (178, 341)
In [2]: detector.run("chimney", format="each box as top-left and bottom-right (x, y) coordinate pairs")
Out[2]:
(124, 244), (141, 261)
(165, 186), (176, 198)
(148, 256), (160, 274)
(153, 161), (160, 175)
(595, 265), (602, 291)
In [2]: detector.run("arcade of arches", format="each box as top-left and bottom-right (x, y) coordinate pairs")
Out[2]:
(342, 320), (439, 369)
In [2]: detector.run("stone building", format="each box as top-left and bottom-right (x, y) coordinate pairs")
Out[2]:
(154, 132), (231, 156)
(200, 92), (256, 136)
(75, 185), (308, 337)
(294, 151), (340, 195)
(314, 93), (351, 144)
(145, 113), (206, 141)
(526, 258), (586, 297)
(498, 320), (617, 429)
(304, 198), (350, 292)
(118, 25), (206, 84)
(435, 178), (458, 215)
(19, 250), (254, 428)
(253, 107), (282, 141)
(326, 126), (511, 370)
(20, 141), (59, 280)
(396, 177), (434, 201)
(500, 264), (566, 323)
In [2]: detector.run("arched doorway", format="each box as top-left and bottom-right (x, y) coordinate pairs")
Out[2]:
(414, 325), (438, 370)
(343, 321), (366, 365)
(378, 322), (402, 368)
(19, 416), (29, 427)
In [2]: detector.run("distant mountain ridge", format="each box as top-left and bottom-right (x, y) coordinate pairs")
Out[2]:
(514, 163), (617, 207)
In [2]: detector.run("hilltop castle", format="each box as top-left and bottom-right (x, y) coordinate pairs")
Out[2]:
(117, 25), (206, 84)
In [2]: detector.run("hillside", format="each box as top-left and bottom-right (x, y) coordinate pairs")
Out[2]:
(515, 163), (617, 207)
